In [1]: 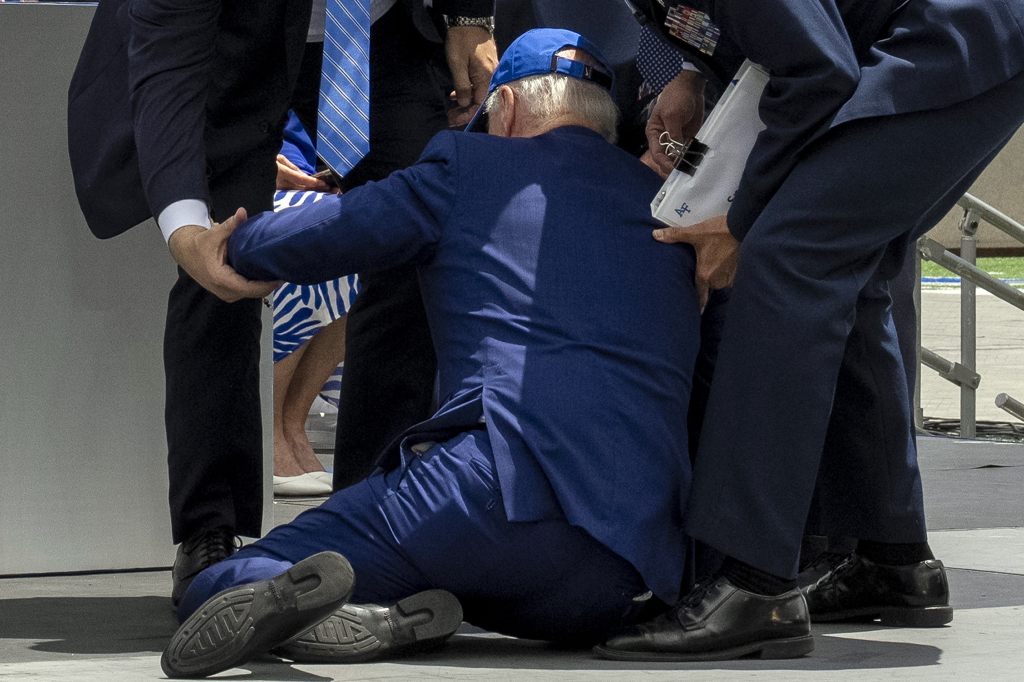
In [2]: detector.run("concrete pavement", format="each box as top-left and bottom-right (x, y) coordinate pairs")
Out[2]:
(2, 437), (1021, 680)
(920, 288), (1024, 425)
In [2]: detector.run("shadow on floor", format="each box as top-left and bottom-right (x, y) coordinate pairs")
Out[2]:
(385, 624), (943, 673)
(177, 656), (336, 681)
(0, 595), (944, 674)
(0, 596), (176, 654)
(12, 579), (1015, 674)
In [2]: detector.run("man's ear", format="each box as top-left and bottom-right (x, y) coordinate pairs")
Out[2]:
(496, 85), (516, 137)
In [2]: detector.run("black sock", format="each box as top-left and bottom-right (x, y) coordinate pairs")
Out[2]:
(721, 557), (796, 596)
(799, 535), (831, 570)
(856, 540), (935, 565)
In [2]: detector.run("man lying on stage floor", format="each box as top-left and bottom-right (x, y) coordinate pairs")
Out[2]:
(161, 29), (701, 678)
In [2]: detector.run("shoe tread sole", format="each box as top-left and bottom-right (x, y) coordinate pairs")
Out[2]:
(161, 552), (354, 678)
(277, 589), (462, 663)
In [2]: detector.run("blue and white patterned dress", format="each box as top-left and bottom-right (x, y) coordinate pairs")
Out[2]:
(271, 189), (359, 365)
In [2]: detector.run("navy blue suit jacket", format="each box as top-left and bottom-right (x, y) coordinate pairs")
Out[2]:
(645, 0), (1024, 240)
(229, 126), (701, 603)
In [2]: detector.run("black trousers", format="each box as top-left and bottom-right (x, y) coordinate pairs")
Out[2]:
(165, 152), (278, 543)
(332, 5), (452, 489)
(802, 247), (918, 557)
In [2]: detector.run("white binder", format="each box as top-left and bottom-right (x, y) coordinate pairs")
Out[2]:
(651, 61), (769, 228)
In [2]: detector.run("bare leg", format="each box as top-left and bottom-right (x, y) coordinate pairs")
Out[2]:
(282, 318), (348, 474)
(274, 344), (313, 477)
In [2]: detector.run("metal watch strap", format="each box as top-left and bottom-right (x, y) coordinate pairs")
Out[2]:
(445, 14), (495, 34)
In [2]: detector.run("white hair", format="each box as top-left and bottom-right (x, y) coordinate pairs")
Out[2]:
(484, 71), (620, 143)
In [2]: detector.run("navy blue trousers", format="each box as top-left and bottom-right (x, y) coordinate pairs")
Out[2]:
(180, 431), (648, 641)
(687, 72), (1024, 579)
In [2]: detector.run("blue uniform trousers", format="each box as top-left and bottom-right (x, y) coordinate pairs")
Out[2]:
(180, 430), (649, 641)
(687, 72), (1024, 579)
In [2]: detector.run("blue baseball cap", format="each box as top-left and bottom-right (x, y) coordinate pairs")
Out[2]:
(465, 28), (615, 132)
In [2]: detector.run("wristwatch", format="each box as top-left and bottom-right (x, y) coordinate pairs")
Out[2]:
(445, 15), (495, 35)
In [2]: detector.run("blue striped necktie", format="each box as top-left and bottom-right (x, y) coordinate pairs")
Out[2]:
(318, 0), (371, 177)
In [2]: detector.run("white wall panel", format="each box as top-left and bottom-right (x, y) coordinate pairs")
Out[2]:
(0, 4), (274, 575)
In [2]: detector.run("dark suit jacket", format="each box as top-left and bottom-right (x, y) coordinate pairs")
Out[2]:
(227, 126), (702, 604)
(67, 0), (495, 239)
(68, 0), (313, 238)
(65, 0), (495, 238)
(641, 0), (1024, 240)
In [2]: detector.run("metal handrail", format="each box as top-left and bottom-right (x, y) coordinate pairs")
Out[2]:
(918, 237), (1024, 311)
(996, 393), (1024, 422)
(920, 347), (980, 389)
(915, 193), (1024, 437)
(957, 194), (1024, 246)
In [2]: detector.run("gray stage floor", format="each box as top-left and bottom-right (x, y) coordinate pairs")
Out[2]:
(919, 288), (1024, 424)
(1, 435), (1022, 680)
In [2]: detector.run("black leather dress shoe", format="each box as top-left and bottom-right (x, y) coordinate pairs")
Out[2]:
(803, 553), (953, 627)
(594, 577), (813, 661)
(797, 551), (851, 589)
(161, 551), (355, 678)
(171, 527), (240, 608)
(275, 589), (463, 663)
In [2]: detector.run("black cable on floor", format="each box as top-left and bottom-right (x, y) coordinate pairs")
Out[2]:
(920, 418), (1024, 442)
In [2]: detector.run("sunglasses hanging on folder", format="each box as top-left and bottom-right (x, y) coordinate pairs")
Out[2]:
(651, 60), (769, 228)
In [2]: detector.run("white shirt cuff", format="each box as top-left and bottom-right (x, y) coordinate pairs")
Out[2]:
(680, 60), (701, 73)
(158, 199), (212, 243)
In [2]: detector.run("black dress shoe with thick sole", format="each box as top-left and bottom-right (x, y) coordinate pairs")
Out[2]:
(171, 527), (240, 608)
(798, 551), (852, 589)
(161, 551), (355, 679)
(594, 577), (813, 662)
(275, 589), (463, 663)
(803, 553), (953, 627)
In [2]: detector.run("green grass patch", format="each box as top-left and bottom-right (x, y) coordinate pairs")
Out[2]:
(921, 256), (1024, 280)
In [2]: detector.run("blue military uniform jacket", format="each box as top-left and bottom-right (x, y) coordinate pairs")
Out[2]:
(645, 0), (1024, 239)
(228, 126), (701, 604)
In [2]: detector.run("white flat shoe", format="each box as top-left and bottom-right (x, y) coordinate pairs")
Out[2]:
(273, 472), (333, 497)
(311, 471), (334, 487)
(310, 395), (339, 416)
